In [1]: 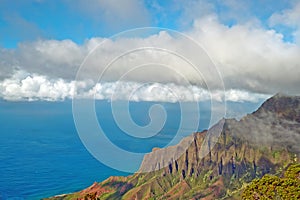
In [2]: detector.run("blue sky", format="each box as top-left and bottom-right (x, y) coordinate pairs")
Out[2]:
(0, 0), (298, 48)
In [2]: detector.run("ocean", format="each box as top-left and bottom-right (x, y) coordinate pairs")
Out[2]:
(0, 100), (213, 199)
(0, 99), (262, 199)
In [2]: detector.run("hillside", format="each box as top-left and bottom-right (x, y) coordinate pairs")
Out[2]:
(242, 163), (300, 199)
(46, 94), (300, 200)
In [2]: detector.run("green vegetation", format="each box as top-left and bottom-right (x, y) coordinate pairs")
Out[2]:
(242, 164), (300, 200)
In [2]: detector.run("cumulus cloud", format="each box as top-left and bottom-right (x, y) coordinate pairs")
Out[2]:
(0, 71), (77, 101)
(189, 15), (300, 94)
(0, 70), (269, 102)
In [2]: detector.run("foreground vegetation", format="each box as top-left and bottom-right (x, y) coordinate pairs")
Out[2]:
(242, 164), (300, 200)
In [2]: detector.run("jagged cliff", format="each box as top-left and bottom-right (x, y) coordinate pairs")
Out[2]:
(46, 94), (300, 200)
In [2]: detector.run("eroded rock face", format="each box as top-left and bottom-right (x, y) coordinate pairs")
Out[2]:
(139, 119), (226, 173)
(46, 94), (300, 200)
(139, 93), (300, 177)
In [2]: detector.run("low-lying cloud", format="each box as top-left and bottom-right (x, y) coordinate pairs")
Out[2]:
(0, 70), (269, 102)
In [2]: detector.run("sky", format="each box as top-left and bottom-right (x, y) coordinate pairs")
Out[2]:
(0, 0), (300, 102)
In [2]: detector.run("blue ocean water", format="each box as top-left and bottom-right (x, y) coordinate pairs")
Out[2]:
(0, 100), (212, 200)
(0, 99), (263, 200)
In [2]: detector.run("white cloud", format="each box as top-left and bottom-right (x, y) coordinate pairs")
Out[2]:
(189, 15), (300, 94)
(269, 1), (300, 27)
(225, 89), (268, 102)
(0, 71), (77, 101)
(0, 70), (269, 102)
(269, 1), (300, 44)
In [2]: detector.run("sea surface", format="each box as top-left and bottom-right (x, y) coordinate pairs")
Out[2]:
(0, 100), (261, 199)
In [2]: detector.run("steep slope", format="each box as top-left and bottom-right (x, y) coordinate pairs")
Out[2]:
(46, 94), (300, 200)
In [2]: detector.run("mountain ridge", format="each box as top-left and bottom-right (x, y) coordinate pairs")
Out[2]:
(45, 94), (300, 200)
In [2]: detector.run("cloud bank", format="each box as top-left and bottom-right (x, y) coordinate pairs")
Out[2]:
(0, 70), (269, 102)
(1, 5), (300, 102)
